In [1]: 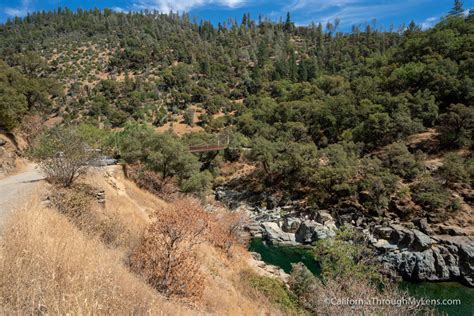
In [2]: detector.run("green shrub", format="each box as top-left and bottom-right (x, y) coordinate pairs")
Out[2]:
(437, 104), (474, 148)
(313, 226), (383, 284)
(412, 175), (458, 213)
(180, 170), (213, 195)
(438, 153), (469, 185)
(382, 142), (424, 180)
(240, 270), (300, 314)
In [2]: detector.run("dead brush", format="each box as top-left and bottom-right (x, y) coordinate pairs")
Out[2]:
(207, 210), (249, 257)
(130, 198), (209, 301)
(126, 164), (180, 201)
(48, 183), (137, 249)
(0, 202), (188, 315)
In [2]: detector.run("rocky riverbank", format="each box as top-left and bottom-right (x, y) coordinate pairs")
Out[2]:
(215, 186), (474, 287)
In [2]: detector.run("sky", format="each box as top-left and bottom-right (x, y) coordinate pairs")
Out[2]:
(0, 0), (473, 31)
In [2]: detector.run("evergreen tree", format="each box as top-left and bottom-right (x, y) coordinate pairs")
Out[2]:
(284, 12), (293, 32)
(449, 0), (464, 16)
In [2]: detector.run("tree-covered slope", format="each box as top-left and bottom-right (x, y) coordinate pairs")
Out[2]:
(0, 9), (472, 225)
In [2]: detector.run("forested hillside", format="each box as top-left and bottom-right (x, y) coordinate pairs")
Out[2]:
(1, 8), (472, 209)
(0, 4), (473, 314)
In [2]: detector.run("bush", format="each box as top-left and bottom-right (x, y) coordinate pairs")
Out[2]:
(358, 158), (399, 214)
(207, 210), (248, 256)
(183, 107), (195, 126)
(240, 270), (300, 314)
(382, 142), (424, 180)
(437, 103), (474, 148)
(31, 126), (96, 187)
(180, 170), (213, 195)
(438, 153), (470, 185)
(288, 263), (430, 315)
(130, 198), (208, 300)
(313, 226), (383, 284)
(412, 175), (458, 213)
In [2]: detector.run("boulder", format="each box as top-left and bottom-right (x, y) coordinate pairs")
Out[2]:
(250, 252), (262, 261)
(438, 226), (468, 236)
(0, 139), (6, 146)
(390, 224), (415, 248)
(244, 223), (264, 238)
(414, 218), (433, 235)
(266, 195), (278, 210)
(413, 250), (438, 281)
(316, 210), (334, 224)
(281, 217), (301, 233)
(261, 222), (296, 245)
(382, 250), (438, 281)
(374, 239), (398, 252)
(432, 247), (450, 280)
(374, 226), (394, 240)
(382, 251), (417, 279)
(412, 229), (434, 251)
(457, 240), (474, 287)
(295, 220), (336, 244)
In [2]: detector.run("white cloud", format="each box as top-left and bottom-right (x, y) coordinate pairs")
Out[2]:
(421, 16), (438, 30)
(111, 7), (127, 13)
(285, 0), (435, 28)
(133, 0), (246, 13)
(3, 0), (33, 17)
(288, 0), (360, 12)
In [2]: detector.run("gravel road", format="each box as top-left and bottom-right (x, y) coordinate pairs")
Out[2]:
(0, 164), (44, 224)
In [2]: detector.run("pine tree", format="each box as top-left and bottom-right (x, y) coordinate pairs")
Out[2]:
(284, 12), (293, 32)
(241, 13), (247, 27)
(298, 59), (308, 82)
(288, 52), (297, 82)
(449, 0), (464, 16)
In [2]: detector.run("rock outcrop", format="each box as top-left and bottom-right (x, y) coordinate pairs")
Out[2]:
(261, 222), (297, 245)
(215, 185), (474, 287)
(295, 220), (336, 244)
(374, 225), (474, 287)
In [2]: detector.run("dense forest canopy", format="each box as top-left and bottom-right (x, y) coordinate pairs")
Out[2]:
(0, 7), (473, 212)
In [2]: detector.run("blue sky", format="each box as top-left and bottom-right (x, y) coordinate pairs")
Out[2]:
(0, 0), (472, 31)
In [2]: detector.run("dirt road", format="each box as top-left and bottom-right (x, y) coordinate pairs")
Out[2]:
(0, 164), (44, 224)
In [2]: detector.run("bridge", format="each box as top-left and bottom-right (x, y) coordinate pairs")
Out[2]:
(188, 134), (231, 153)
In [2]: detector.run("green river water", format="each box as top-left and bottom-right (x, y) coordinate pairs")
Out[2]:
(249, 239), (474, 315)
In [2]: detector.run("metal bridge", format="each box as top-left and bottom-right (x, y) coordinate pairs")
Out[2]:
(188, 134), (231, 153)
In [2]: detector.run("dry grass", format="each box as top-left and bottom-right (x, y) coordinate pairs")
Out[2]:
(0, 200), (192, 315)
(0, 167), (283, 315)
(196, 243), (285, 316)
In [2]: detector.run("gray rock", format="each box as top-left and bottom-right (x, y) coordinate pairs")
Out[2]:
(266, 195), (278, 210)
(437, 245), (460, 277)
(412, 229), (434, 251)
(316, 210), (334, 224)
(383, 250), (438, 281)
(458, 240), (474, 287)
(374, 226), (394, 240)
(281, 217), (302, 233)
(413, 250), (438, 281)
(432, 247), (450, 280)
(261, 222), (296, 245)
(244, 223), (264, 238)
(438, 226), (468, 236)
(382, 251), (417, 279)
(295, 220), (336, 244)
(250, 252), (262, 261)
(414, 218), (432, 235)
(0, 139), (6, 146)
(390, 224), (415, 248)
(374, 239), (398, 251)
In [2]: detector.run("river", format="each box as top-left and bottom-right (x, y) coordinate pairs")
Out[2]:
(249, 239), (474, 315)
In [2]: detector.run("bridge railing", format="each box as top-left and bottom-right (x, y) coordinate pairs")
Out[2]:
(188, 134), (231, 153)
